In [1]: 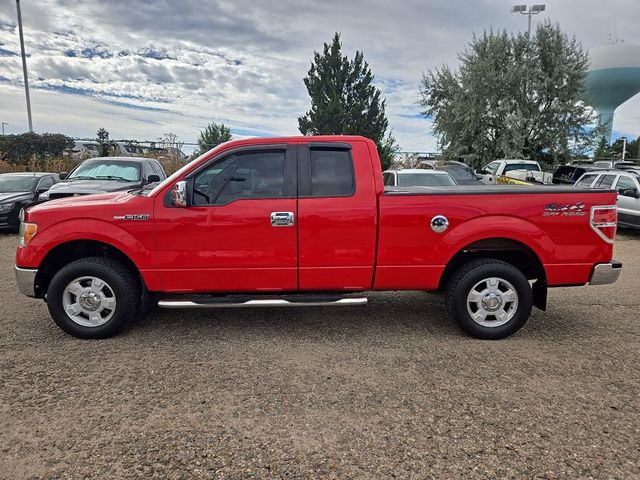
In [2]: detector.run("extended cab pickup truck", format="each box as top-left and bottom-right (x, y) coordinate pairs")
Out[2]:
(15, 136), (622, 340)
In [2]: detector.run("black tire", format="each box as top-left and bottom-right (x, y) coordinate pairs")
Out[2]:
(47, 257), (140, 339)
(445, 259), (533, 340)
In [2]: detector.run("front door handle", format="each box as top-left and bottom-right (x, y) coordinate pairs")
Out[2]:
(271, 211), (295, 227)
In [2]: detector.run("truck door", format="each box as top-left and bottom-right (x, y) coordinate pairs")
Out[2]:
(153, 144), (298, 292)
(297, 141), (378, 290)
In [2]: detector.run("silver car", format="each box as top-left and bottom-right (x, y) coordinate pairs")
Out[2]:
(574, 170), (640, 229)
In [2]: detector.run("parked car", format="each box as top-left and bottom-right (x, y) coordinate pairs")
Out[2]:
(383, 169), (458, 187)
(14, 136), (621, 341)
(479, 159), (553, 185)
(593, 160), (637, 169)
(0, 173), (58, 231)
(418, 160), (481, 185)
(552, 165), (603, 185)
(113, 143), (147, 157)
(64, 141), (100, 161)
(39, 157), (166, 201)
(574, 170), (640, 229)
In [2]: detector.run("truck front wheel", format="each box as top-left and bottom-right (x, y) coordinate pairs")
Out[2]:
(446, 259), (533, 339)
(46, 257), (140, 339)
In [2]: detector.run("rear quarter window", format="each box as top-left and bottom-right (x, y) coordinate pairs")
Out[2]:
(309, 149), (354, 197)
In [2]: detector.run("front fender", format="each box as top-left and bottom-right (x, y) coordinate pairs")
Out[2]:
(436, 214), (554, 265)
(15, 218), (155, 270)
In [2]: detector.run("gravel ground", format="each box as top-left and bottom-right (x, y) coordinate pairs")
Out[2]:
(0, 231), (639, 479)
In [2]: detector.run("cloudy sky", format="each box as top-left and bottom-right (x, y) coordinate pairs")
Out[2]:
(1, 0), (639, 152)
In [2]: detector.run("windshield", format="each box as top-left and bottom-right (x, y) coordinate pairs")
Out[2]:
(69, 160), (141, 181)
(398, 173), (456, 187)
(444, 163), (476, 180)
(0, 176), (38, 193)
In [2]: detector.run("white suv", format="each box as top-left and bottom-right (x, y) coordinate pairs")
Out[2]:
(574, 170), (640, 229)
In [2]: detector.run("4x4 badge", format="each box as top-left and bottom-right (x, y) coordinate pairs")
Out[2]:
(543, 202), (586, 217)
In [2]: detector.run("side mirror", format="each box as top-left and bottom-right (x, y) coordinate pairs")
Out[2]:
(620, 188), (640, 199)
(173, 181), (188, 207)
(147, 174), (160, 184)
(59, 172), (68, 180)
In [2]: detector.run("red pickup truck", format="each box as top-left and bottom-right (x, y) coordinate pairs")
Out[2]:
(15, 136), (621, 340)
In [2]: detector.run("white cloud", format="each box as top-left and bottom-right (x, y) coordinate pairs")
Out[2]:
(0, 0), (639, 153)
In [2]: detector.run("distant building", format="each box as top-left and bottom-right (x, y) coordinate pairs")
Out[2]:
(584, 44), (640, 144)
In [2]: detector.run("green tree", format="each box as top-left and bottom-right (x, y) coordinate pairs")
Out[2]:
(96, 127), (111, 157)
(195, 122), (232, 156)
(0, 132), (73, 164)
(298, 33), (398, 170)
(420, 21), (598, 169)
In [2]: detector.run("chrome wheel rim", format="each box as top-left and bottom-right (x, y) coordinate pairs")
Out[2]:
(466, 277), (518, 327)
(62, 276), (117, 327)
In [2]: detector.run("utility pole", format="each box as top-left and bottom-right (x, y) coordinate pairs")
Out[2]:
(16, 0), (33, 132)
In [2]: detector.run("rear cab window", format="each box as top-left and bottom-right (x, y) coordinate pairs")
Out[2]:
(594, 175), (617, 189)
(299, 144), (355, 197)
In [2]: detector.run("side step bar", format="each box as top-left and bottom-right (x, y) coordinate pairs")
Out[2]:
(158, 296), (368, 309)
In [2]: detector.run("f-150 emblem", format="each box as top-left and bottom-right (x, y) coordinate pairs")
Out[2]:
(113, 214), (150, 221)
(543, 202), (586, 217)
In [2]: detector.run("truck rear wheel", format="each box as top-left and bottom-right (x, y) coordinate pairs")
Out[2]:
(46, 257), (140, 339)
(446, 259), (532, 339)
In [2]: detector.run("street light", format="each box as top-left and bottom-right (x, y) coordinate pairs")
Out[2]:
(1, 122), (7, 135)
(621, 136), (627, 160)
(16, 0), (33, 132)
(511, 4), (546, 36)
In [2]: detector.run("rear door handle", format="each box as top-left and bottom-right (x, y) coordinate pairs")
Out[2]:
(271, 211), (295, 227)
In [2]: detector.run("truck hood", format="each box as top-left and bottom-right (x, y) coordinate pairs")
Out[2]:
(0, 191), (32, 203)
(29, 190), (136, 212)
(47, 179), (139, 195)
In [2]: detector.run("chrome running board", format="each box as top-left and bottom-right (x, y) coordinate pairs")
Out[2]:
(158, 296), (367, 309)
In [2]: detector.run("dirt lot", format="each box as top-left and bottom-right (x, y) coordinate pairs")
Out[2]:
(0, 232), (639, 479)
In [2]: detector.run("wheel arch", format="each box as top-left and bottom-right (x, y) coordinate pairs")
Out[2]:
(439, 237), (547, 311)
(35, 239), (146, 298)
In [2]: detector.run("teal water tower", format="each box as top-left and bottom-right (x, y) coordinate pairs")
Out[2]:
(584, 44), (640, 143)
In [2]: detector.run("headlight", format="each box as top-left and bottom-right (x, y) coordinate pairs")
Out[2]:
(18, 222), (38, 247)
(0, 203), (14, 213)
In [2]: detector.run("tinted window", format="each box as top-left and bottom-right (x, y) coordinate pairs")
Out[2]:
(615, 176), (636, 192)
(482, 162), (499, 175)
(383, 172), (395, 186)
(151, 161), (166, 179)
(193, 151), (285, 205)
(310, 149), (354, 197)
(37, 176), (54, 190)
(595, 175), (616, 189)
(445, 163), (475, 181)
(504, 163), (541, 173)
(575, 174), (597, 187)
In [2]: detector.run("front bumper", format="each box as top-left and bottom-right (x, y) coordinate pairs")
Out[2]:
(589, 261), (622, 286)
(15, 266), (38, 297)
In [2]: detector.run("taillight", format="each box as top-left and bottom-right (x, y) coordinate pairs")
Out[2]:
(590, 206), (617, 243)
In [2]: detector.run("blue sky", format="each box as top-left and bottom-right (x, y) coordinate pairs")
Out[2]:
(0, 0), (639, 153)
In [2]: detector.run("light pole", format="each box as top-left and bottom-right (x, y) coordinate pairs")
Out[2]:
(511, 4), (546, 36)
(1, 122), (7, 135)
(621, 136), (627, 160)
(16, 0), (33, 132)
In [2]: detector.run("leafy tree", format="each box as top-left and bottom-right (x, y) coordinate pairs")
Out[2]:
(0, 132), (74, 164)
(195, 123), (232, 156)
(96, 127), (111, 157)
(298, 33), (398, 170)
(420, 21), (599, 169)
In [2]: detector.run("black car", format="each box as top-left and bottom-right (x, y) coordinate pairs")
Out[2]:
(0, 172), (59, 231)
(552, 165), (603, 185)
(40, 157), (166, 201)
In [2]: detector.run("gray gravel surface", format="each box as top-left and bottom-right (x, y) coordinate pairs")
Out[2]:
(1, 231), (639, 479)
